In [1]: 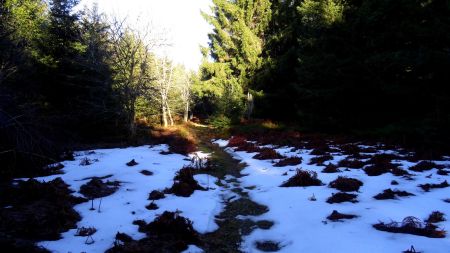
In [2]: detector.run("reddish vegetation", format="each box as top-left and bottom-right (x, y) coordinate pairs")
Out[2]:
(108, 211), (200, 252)
(227, 136), (248, 147)
(373, 189), (415, 200)
(0, 178), (86, 251)
(126, 159), (138, 166)
(337, 158), (365, 169)
(165, 167), (205, 197)
(140, 170), (153, 176)
(148, 190), (165, 200)
(329, 176), (363, 192)
(150, 127), (197, 155)
(322, 163), (340, 173)
(419, 180), (449, 192)
(274, 156), (302, 167)
(426, 211), (446, 223)
(253, 148), (284, 160)
(308, 154), (333, 165)
(327, 210), (358, 221)
(409, 161), (444, 172)
(326, 192), (358, 204)
(373, 216), (446, 238)
(280, 169), (323, 187)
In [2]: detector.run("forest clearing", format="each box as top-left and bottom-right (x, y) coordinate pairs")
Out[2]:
(1, 0), (450, 252)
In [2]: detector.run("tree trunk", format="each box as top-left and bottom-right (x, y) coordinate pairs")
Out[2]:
(129, 107), (136, 138)
(183, 102), (189, 122)
(161, 104), (168, 127)
(166, 100), (174, 126)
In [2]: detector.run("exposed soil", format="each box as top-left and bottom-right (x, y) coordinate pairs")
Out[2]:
(188, 125), (273, 253)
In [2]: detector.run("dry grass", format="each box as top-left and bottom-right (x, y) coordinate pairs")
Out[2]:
(373, 189), (415, 200)
(426, 211), (446, 223)
(409, 161), (444, 172)
(274, 156), (302, 167)
(309, 154), (333, 165)
(322, 163), (340, 173)
(338, 158), (365, 169)
(150, 126), (197, 155)
(373, 216), (446, 238)
(419, 180), (449, 192)
(329, 176), (363, 192)
(327, 210), (358, 221)
(253, 148), (284, 160)
(326, 192), (358, 204)
(280, 169), (323, 187)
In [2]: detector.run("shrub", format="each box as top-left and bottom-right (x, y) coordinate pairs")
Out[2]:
(419, 180), (449, 192)
(364, 165), (390, 176)
(274, 156), (302, 167)
(321, 163), (340, 173)
(326, 192), (358, 203)
(409, 161), (444, 172)
(308, 154), (333, 165)
(337, 158), (365, 169)
(126, 159), (138, 166)
(207, 115), (232, 129)
(148, 190), (165, 200)
(108, 212), (200, 253)
(253, 148), (284, 160)
(327, 210), (357, 221)
(426, 211), (446, 223)
(280, 169), (323, 187)
(373, 216), (446, 238)
(373, 189), (415, 200)
(329, 176), (363, 192)
(79, 178), (119, 199)
(165, 167), (205, 197)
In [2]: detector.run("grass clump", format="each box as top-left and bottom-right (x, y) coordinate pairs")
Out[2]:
(309, 154), (333, 165)
(373, 189), (415, 200)
(321, 163), (340, 173)
(165, 167), (205, 197)
(280, 169), (323, 187)
(329, 176), (363, 192)
(426, 211), (446, 223)
(409, 161), (444, 172)
(373, 216), (446, 238)
(419, 180), (449, 192)
(274, 156), (302, 167)
(326, 192), (358, 203)
(327, 210), (358, 221)
(107, 211), (200, 253)
(337, 158), (365, 169)
(253, 148), (284, 160)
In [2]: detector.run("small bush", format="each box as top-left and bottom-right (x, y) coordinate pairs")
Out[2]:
(148, 190), (165, 200)
(140, 170), (153, 176)
(373, 189), (415, 200)
(227, 136), (247, 147)
(79, 178), (119, 199)
(419, 180), (449, 192)
(426, 211), (446, 223)
(165, 167), (205, 197)
(280, 169), (323, 187)
(309, 154), (333, 165)
(326, 192), (358, 204)
(207, 115), (232, 129)
(409, 161), (444, 172)
(329, 176), (363, 192)
(108, 212), (200, 253)
(145, 202), (158, 210)
(373, 216), (446, 238)
(322, 163), (340, 173)
(126, 159), (138, 166)
(338, 158), (365, 169)
(253, 148), (284, 160)
(327, 210), (357, 221)
(364, 165), (390, 176)
(391, 167), (410, 176)
(274, 156), (302, 167)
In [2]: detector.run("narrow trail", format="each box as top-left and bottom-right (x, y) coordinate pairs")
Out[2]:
(188, 125), (274, 253)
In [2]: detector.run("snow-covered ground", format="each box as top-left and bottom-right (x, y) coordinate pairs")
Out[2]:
(214, 139), (450, 253)
(29, 145), (223, 253)
(23, 139), (450, 253)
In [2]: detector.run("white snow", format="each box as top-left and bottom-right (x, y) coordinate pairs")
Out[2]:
(30, 145), (223, 253)
(24, 139), (450, 253)
(224, 142), (450, 253)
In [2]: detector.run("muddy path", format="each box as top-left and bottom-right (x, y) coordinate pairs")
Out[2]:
(188, 124), (274, 253)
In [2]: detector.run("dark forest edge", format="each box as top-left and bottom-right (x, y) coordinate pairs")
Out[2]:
(2, 0), (450, 180)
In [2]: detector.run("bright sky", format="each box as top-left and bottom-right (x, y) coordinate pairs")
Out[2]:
(78, 0), (212, 70)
